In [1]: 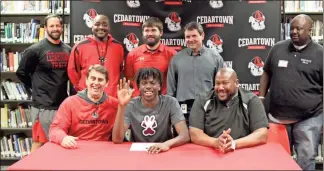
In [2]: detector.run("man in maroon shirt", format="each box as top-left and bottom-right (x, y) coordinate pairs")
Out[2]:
(125, 17), (177, 96)
(68, 15), (124, 98)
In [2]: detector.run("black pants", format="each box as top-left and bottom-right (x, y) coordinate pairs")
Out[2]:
(173, 99), (194, 137)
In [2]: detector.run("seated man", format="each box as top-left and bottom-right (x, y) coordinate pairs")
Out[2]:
(189, 68), (268, 153)
(112, 67), (190, 153)
(49, 64), (119, 148)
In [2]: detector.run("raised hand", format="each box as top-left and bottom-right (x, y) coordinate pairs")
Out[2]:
(117, 78), (134, 107)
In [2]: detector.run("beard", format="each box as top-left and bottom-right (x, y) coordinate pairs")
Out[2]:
(144, 36), (160, 47)
(47, 30), (61, 41)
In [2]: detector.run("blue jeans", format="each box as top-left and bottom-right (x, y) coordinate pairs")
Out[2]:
(285, 113), (323, 170)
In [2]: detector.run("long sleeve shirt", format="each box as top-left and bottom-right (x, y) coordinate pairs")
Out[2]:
(49, 90), (119, 144)
(16, 38), (71, 110)
(67, 35), (124, 97)
(167, 46), (224, 102)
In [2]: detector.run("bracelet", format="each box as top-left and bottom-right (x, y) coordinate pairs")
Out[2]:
(258, 96), (265, 99)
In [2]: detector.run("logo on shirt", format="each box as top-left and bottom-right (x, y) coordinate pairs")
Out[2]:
(46, 52), (69, 69)
(141, 115), (157, 136)
(301, 58), (311, 64)
(165, 12), (182, 32)
(248, 56), (264, 76)
(248, 10), (266, 31)
(126, 0), (140, 8)
(83, 8), (98, 28)
(92, 112), (99, 119)
(206, 34), (223, 54)
(124, 33), (140, 52)
(209, 0), (223, 9)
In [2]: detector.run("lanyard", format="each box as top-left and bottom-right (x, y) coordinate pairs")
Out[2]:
(95, 40), (109, 65)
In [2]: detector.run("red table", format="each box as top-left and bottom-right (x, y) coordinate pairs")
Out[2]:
(8, 141), (301, 170)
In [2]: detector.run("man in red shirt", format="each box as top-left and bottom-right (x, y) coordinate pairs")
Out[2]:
(68, 15), (124, 98)
(125, 17), (177, 96)
(49, 64), (119, 148)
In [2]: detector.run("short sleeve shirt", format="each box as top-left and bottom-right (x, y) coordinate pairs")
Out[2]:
(125, 95), (185, 142)
(189, 88), (269, 140)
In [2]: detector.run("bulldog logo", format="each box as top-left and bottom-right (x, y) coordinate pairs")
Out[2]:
(165, 12), (181, 32)
(83, 8), (98, 28)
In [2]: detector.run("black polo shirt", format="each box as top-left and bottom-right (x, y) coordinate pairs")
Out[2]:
(189, 88), (269, 140)
(264, 39), (323, 121)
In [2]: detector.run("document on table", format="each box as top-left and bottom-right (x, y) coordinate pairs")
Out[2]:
(129, 143), (155, 151)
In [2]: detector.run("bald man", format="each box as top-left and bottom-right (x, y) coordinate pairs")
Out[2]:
(190, 68), (268, 153)
(259, 14), (323, 170)
(68, 14), (124, 97)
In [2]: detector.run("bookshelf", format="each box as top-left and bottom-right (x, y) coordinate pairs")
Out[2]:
(0, 0), (71, 168)
(281, 0), (323, 45)
(281, 1), (323, 169)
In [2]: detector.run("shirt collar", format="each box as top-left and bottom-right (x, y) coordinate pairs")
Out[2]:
(288, 38), (313, 52)
(187, 45), (206, 56)
(141, 43), (165, 53)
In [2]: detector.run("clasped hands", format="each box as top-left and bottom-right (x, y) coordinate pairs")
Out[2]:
(215, 128), (235, 153)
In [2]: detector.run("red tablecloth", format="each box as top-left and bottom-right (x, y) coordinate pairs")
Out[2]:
(8, 141), (301, 170)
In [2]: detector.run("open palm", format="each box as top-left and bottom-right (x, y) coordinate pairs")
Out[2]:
(117, 78), (134, 106)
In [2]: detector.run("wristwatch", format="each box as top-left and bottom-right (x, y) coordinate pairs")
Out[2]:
(231, 140), (236, 150)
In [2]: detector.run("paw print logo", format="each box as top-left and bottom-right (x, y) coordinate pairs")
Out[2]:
(141, 115), (157, 136)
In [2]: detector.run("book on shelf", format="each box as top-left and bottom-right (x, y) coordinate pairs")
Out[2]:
(1, 80), (32, 101)
(1, 21), (70, 44)
(1, 105), (33, 128)
(285, 0), (323, 13)
(0, 134), (32, 159)
(281, 20), (323, 43)
(0, 0), (70, 14)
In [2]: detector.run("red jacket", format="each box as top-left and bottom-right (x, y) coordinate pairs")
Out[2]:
(49, 90), (119, 144)
(68, 35), (124, 97)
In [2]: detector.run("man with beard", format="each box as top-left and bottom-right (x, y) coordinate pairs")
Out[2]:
(112, 68), (190, 153)
(68, 15), (124, 98)
(16, 14), (71, 152)
(189, 68), (268, 153)
(167, 22), (224, 125)
(259, 14), (323, 170)
(49, 65), (119, 148)
(125, 17), (177, 96)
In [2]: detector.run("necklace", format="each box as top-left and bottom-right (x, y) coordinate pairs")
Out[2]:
(95, 39), (109, 65)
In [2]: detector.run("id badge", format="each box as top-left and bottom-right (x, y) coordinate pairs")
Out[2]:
(181, 104), (187, 114)
(278, 60), (288, 67)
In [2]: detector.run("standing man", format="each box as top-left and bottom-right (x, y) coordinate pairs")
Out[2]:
(112, 68), (189, 153)
(16, 14), (71, 152)
(125, 17), (177, 96)
(259, 14), (323, 170)
(167, 22), (224, 125)
(68, 14), (124, 98)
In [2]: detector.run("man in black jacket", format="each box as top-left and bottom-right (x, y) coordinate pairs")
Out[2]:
(16, 14), (71, 152)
